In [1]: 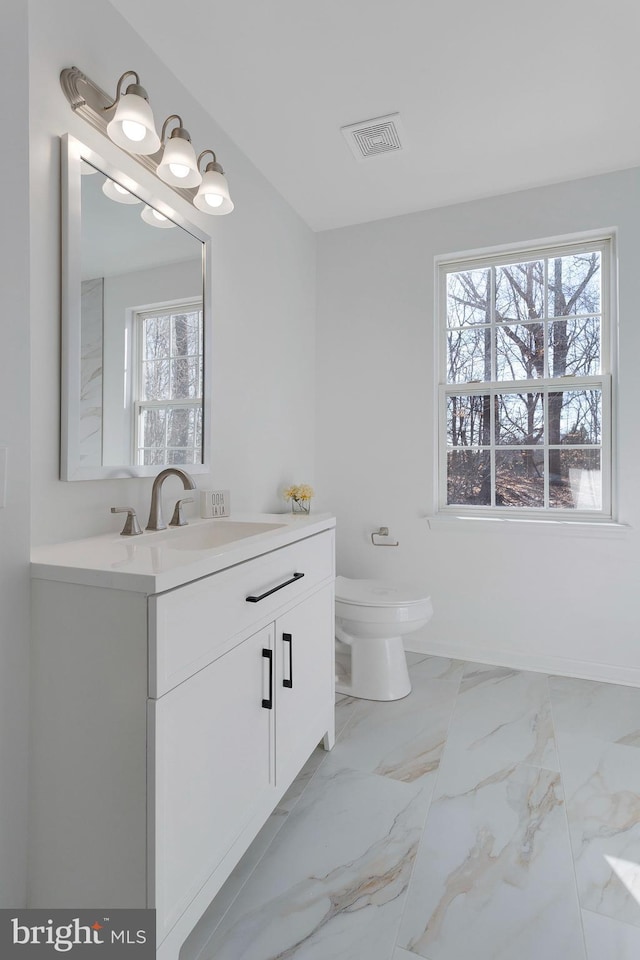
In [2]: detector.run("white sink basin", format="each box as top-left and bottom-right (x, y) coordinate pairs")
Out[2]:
(157, 520), (286, 551)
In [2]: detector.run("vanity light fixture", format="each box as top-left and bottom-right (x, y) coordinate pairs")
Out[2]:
(102, 178), (142, 204)
(60, 66), (234, 214)
(141, 204), (175, 228)
(157, 116), (202, 188)
(104, 71), (161, 155)
(193, 150), (234, 215)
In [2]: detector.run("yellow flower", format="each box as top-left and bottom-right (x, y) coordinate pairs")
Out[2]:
(282, 483), (314, 501)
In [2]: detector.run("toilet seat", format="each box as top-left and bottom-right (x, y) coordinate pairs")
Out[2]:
(335, 576), (432, 626)
(335, 576), (428, 607)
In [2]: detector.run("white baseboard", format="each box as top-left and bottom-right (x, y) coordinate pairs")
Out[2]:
(403, 637), (640, 688)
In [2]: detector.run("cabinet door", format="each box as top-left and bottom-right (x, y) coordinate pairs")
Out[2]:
(149, 624), (274, 942)
(275, 584), (334, 786)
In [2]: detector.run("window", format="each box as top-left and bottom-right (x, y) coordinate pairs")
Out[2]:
(438, 237), (612, 518)
(134, 301), (203, 466)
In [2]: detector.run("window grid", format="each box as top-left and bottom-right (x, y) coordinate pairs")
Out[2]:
(438, 238), (611, 518)
(133, 302), (204, 466)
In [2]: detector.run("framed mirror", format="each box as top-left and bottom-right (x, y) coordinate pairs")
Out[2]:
(61, 134), (212, 480)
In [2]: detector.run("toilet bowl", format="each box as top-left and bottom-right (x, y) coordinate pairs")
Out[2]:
(334, 576), (433, 701)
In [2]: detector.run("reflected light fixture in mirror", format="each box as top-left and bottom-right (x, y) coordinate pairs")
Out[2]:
(102, 178), (141, 204)
(141, 204), (176, 228)
(60, 66), (234, 215)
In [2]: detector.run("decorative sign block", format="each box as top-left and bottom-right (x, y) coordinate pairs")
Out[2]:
(200, 489), (231, 518)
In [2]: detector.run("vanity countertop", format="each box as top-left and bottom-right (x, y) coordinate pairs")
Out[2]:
(31, 512), (336, 594)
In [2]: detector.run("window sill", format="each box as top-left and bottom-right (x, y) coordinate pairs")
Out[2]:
(426, 515), (631, 539)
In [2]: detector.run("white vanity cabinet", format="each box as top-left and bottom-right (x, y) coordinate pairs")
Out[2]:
(30, 517), (335, 960)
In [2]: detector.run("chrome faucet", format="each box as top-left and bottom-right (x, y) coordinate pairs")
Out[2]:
(146, 468), (197, 531)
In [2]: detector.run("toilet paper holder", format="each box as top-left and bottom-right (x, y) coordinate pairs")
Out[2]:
(371, 526), (399, 547)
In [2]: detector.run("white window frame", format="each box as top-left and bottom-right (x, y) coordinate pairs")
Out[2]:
(436, 234), (615, 522)
(132, 299), (204, 466)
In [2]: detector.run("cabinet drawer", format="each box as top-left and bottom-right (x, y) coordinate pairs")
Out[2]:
(149, 530), (334, 697)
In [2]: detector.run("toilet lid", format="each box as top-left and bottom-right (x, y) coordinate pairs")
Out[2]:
(335, 576), (429, 607)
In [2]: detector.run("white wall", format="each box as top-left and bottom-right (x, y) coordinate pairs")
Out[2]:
(29, 0), (317, 547)
(0, 0), (30, 908)
(317, 168), (640, 685)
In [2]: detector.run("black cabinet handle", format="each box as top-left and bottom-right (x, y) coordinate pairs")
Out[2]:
(261, 648), (273, 709)
(283, 633), (293, 689)
(246, 572), (304, 603)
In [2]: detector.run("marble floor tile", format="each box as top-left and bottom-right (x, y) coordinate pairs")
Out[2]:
(335, 693), (359, 739)
(393, 947), (424, 960)
(582, 908), (640, 960)
(276, 746), (327, 816)
(557, 734), (640, 928)
(200, 764), (429, 960)
(405, 652), (431, 667)
(406, 656), (465, 685)
(549, 677), (640, 747)
(324, 667), (460, 792)
(433, 665), (558, 797)
(397, 763), (586, 960)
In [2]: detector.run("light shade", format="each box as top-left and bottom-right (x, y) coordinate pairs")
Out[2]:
(194, 163), (234, 215)
(102, 178), (141, 204)
(106, 86), (160, 155)
(157, 128), (202, 188)
(141, 205), (175, 229)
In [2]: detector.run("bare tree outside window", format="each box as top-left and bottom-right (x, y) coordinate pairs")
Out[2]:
(135, 302), (203, 465)
(440, 240), (610, 515)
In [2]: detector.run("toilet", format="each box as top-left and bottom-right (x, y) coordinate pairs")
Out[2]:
(334, 576), (434, 701)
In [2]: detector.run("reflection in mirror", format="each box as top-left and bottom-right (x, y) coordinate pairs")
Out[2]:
(62, 135), (210, 480)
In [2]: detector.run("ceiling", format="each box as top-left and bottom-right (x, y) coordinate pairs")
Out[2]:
(110, 0), (640, 232)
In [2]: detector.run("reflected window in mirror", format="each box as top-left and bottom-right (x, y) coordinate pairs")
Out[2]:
(134, 301), (203, 465)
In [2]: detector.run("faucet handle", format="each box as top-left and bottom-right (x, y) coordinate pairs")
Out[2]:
(111, 507), (143, 537)
(169, 497), (195, 528)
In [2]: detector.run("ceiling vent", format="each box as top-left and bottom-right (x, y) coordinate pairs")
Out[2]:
(340, 113), (405, 161)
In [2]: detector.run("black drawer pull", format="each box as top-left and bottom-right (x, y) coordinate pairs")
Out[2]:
(246, 572), (304, 603)
(261, 648), (273, 709)
(283, 633), (293, 689)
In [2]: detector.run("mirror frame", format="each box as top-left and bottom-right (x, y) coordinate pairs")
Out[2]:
(61, 133), (213, 480)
